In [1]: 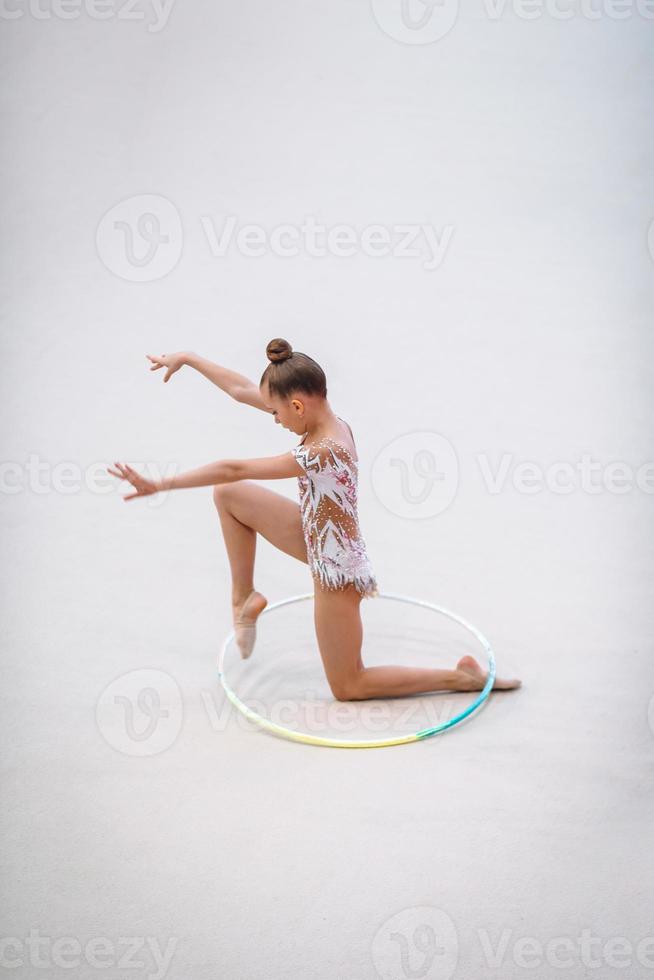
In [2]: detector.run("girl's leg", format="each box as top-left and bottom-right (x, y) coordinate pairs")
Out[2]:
(212, 480), (307, 619)
(313, 583), (521, 701)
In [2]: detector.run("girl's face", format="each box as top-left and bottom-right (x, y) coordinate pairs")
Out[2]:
(261, 385), (306, 435)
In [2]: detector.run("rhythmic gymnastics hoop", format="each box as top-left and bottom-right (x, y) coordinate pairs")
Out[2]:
(217, 591), (496, 749)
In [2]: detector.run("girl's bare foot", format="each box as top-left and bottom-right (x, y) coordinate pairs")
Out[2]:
(232, 590), (268, 659)
(456, 655), (521, 691)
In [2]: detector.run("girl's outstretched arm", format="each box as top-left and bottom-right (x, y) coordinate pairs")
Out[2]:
(146, 351), (271, 413)
(108, 452), (303, 500)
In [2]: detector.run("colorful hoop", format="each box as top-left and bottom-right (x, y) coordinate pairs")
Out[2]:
(217, 592), (496, 749)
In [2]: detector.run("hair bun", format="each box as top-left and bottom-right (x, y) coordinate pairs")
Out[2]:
(266, 338), (293, 364)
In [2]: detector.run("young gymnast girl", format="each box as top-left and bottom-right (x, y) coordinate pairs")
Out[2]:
(108, 338), (521, 701)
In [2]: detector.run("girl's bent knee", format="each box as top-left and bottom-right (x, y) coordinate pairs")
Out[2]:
(330, 676), (365, 702)
(213, 481), (245, 506)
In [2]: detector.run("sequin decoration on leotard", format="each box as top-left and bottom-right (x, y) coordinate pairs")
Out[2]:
(291, 434), (379, 598)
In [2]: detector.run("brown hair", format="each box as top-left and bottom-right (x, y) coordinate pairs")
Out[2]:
(260, 338), (327, 400)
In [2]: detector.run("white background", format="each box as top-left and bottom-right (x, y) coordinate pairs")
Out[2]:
(1, 1), (653, 978)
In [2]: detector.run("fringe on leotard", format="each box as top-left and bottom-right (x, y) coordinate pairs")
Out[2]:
(312, 559), (379, 599)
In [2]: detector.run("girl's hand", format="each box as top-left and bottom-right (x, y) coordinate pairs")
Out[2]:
(107, 462), (160, 501)
(146, 351), (188, 383)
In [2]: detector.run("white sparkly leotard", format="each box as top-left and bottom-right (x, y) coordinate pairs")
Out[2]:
(291, 418), (379, 599)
